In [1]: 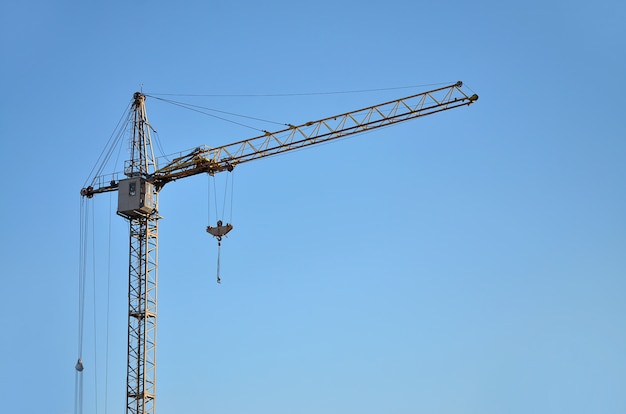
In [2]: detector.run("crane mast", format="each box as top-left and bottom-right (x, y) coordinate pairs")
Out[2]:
(80, 82), (478, 414)
(121, 92), (158, 414)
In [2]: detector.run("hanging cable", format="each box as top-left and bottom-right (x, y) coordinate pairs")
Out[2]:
(207, 175), (211, 225)
(229, 171), (234, 225)
(75, 197), (89, 414)
(207, 172), (234, 283)
(103, 194), (112, 414)
(145, 95), (277, 132)
(220, 173), (229, 221)
(83, 102), (132, 189)
(216, 233), (222, 284)
(212, 175), (219, 224)
(74, 369), (83, 414)
(89, 200), (100, 414)
(146, 82), (455, 97)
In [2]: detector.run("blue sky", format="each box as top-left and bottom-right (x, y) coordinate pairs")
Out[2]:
(1, 1), (625, 413)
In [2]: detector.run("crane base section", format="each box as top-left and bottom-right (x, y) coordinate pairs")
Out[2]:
(117, 178), (156, 218)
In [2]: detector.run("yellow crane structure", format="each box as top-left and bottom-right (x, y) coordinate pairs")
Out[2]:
(80, 81), (478, 414)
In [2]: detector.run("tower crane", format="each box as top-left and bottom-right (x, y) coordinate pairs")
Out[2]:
(80, 81), (478, 414)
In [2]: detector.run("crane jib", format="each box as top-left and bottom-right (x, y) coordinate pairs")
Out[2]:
(81, 82), (477, 198)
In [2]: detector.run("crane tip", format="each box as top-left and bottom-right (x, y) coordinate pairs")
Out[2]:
(80, 187), (94, 198)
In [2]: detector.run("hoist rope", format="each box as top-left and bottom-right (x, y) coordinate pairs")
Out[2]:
(103, 194), (113, 414)
(207, 172), (235, 284)
(208, 173), (235, 225)
(221, 173), (229, 221)
(211, 176), (219, 223)
(74, 372), (83, 414)
(75, 197), (88, 414)
(216, 239), (222, 284)
(229, 172), (234, 224)
(207, 175), (211, 225)
(90, 200), (99, 414)
(76, 196), (113, 414)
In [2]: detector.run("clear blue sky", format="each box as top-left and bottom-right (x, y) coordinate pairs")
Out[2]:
(1, 1), (625, 413)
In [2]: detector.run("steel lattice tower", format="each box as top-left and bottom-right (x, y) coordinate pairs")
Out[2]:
(123, 93), (158, 414)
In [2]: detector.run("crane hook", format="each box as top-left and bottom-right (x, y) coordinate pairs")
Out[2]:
(206, 220), (233, 284)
